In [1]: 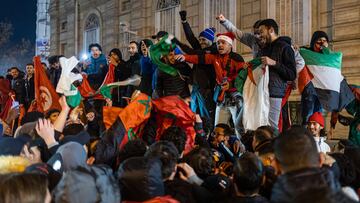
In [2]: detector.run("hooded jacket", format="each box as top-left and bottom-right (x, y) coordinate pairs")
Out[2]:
(53, 165), (121, 203)
(271, 167), (357, 203)
(84, 54), (108, 90)
(261, 37), (296, 98)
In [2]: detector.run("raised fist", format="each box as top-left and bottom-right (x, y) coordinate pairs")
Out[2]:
(179, 10), (187, 21)
(216, 14), (226, 23)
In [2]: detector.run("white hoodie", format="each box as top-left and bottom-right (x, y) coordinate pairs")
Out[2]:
(313, 136), (331, 153)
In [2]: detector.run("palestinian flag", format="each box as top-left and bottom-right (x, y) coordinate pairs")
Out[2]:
(298, 48), (354, 112)
(236, 58), (270, 130)
(78, 63), (115, 99)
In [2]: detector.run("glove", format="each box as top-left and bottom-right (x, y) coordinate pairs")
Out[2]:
(179, 10), (187, 21)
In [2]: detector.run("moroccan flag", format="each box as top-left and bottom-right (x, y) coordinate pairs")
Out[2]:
(33, 56), (61, 113)
(0, 78), (12, 120)
(237, 58), (270, 131)
(78, 63), (115, 99)
(299, 48), (354, 112)
(152, 96), (196, 154)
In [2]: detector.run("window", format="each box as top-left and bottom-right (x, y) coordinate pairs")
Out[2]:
(271, 0), (311, 46)
(84, 14), (100, 52)
(155, 0), (181, 38)
(61, 21), (67, 32)
(121, 0), (131, 12)
(204, 0), (237, 33)
(60, 43), (67, 56)
(119, 23), (138, 60)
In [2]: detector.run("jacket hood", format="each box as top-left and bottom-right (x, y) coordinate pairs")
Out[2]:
(277, 36), (292, 45)
(271, 167), (341, 202)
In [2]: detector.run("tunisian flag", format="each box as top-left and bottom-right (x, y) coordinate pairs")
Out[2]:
(32, 56), (61, 113)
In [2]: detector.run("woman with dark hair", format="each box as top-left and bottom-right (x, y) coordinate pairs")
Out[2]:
(0, 173), (51, 203)
(108, 48), (130, 107)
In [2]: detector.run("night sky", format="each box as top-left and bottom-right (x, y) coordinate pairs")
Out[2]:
(0, 0), (37, 45)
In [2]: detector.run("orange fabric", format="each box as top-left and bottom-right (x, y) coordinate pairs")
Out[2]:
(103, 106), (123, 130)
(298, 65), (314, 93)
(122, 195), (179, 203)
(152, 96), (196, 154)
(78, 63), (115, 99)
(33, 56), (61, 113)
(118, 93), (152, 131)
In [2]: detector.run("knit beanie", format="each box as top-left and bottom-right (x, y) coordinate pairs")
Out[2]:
(199, 27), (216, 42)
(308, 112), (325, 127)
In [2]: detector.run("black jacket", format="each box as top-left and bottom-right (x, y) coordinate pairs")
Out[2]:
(176, 21), (217, 91)
(126, 53), (141, 97)
(156, 62), (192, 98)
(25, 76), (35, 107)
(10, 77), (26, 104)
(271, 167), (357, 203)
(112, 62), (131, 107)
(47, 67), (61, 89)
(261, 37), (296, 98)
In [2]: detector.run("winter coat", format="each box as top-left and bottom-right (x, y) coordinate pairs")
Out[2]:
(53, 165), (121, 203)
(118, 157), (164, 202)
(84, 54), (108, 90)
(47, 67), (62, 89)
(184, 52), (244, 94)
(126, 53), (141, 96)
(24, 76), (35, 108)
(156, 62), (192, 98)
(139, 56), (157, 96)
(10, 77), (26, 104)
(271, 167), (357, 203)
(261, 37), (296, 98)
(112, 62), (131, 107)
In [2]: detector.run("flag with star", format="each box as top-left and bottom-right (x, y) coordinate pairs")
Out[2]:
(32, 56), (61, 113)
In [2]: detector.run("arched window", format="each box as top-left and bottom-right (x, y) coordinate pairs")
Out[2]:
(84, 14), (100, 52)
(155, 0), (181, 38)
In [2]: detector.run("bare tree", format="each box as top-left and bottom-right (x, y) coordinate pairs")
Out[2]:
(0, 20), (34, 75)
(0, 21), (13, 47)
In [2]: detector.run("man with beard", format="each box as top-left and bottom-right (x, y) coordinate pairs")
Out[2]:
(176, 32), (245, 137)
(257, 19), (296, 130)
(126, 41), (141, 97)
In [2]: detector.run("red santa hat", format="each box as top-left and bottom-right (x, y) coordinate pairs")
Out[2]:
(308, 112), (325, 127)
(216, 32), (235, 46)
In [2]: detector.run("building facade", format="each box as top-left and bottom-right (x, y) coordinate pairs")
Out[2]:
(36, 0), (51, 61)
(49, 0), (360, 137)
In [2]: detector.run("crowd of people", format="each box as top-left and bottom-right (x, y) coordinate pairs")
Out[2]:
(0, 10), (360, 203)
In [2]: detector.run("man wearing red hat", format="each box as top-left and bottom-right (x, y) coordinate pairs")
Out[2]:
(307, 112), (331, 153)
(175, 32), (245, 137)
